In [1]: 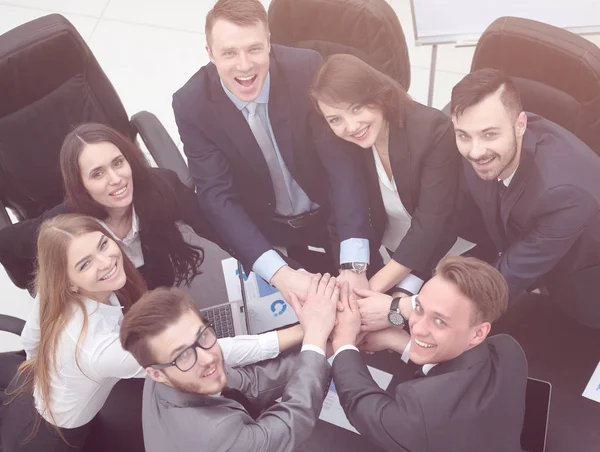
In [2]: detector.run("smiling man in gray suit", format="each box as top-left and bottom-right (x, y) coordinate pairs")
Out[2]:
(120, 278), (338, 452)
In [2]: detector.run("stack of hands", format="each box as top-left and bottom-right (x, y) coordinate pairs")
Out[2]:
(287, 273), (412, 356)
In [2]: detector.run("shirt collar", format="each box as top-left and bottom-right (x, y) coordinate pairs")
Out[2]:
(220, 72), (271, 111)
(96, 207), (139, 243)
(499, 165), (518, 187)
(81, 292), (122, 310)
(422, 363), (437, 375)
(130, 206), (140, 235)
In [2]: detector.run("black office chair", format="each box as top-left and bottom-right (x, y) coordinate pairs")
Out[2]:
(0, 13), (191, 288)
(0, 14), (190, 226)
(268, 0), (411, 90)
(471, 16), (600, 155)
(0, 315), (145, 452)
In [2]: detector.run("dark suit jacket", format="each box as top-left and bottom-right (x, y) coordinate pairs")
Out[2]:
(333, 335), (528, 452)
(460, 114), (600, 322)
(173, 44), (371, 270)
(142, 350), (331, 452)
(367, 102), (459, 273)
(0, 168), (212, 290)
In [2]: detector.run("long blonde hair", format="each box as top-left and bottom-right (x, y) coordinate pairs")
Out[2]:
(14, 214), (147, 439)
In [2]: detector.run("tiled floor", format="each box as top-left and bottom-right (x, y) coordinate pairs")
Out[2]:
(0, 0), (599, 351)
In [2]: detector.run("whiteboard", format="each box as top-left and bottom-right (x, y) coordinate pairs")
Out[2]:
(410, 0), (600, 45)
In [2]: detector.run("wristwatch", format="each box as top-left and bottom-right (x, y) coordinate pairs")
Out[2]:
(387, 297), (406, 328)
(339, 262), (368, 274)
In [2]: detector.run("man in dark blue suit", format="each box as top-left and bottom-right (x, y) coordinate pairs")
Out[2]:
(173, 0), (373, 299)
(452, 69), (600, 328)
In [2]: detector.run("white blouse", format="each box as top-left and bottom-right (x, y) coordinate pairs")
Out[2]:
(97, 208), (144, 268)
(372, 146), (475, 293)
(372, 145), (413, 252)
(20, 294), (279, 428)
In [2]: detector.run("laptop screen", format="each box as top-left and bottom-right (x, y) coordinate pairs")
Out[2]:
(521, 377), (552, 452)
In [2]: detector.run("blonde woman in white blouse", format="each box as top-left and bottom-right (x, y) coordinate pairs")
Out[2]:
(1, 214), (302, 452)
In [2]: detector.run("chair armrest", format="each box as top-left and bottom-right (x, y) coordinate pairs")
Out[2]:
(130, 111), (192, 188)
(0, 200), (12, 231)
(0, 314), (25, 336)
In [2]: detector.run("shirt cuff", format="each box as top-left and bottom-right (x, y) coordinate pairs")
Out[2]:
(339, 238), (370, 265)
(258, 331), (280, 360)
(301, 344), (326, 357)
(333, 344), (359, 361)
(252, 250), (287, 283)
(401, 340), (412, 363)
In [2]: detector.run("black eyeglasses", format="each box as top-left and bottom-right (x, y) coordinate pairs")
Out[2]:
(151, 324), (218, 372)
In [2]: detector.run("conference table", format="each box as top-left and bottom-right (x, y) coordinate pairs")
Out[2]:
(94, 236), (600, 452)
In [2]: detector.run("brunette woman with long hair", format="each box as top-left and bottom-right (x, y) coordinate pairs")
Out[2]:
(0, 123), (218, 291)
(311, 54), (472, 330)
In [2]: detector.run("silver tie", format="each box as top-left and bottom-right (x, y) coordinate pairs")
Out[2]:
(245, 102), (294, 215)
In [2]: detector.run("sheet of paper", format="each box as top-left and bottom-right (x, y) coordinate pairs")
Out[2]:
(582, 360), (600, 403)
(221, 257), (298, 334)
(319, 359), (394, 434)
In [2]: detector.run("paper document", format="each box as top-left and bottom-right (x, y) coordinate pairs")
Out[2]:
(221, 258), (298, 334)
(582, 360), (600, 404)
(319, 358), (393, 434)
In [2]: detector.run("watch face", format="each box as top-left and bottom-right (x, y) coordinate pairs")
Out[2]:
(388, 310), (405, 327)
(353, 262), (368, 273)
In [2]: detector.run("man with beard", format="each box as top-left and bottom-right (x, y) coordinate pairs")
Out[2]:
(451, 69), (600, 328)
(120, 277), (337, 452)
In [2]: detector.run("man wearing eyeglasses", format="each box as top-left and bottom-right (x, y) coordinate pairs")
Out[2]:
(120, 276), (339, 452)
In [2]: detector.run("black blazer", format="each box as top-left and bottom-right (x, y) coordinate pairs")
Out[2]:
(0, 168), (213, 290)
(460, 114), (600, 315)
(366, 102), (460, 273)
(332, 335), (528, 452)
(172, 44), (371, 271)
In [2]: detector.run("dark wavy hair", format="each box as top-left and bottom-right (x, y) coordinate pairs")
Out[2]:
(310, 53), (414, 127)
(59, 123), (204, 286)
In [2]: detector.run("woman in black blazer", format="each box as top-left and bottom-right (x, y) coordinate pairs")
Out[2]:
(0, 123), (218, 291)
(311, 54), (463, 299)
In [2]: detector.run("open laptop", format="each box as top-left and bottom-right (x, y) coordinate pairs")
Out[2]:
(200, 301), (248, 339)
(521, 377), (552, 452)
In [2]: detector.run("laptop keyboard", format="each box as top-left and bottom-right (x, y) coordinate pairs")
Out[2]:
(200, 304), (237, 339)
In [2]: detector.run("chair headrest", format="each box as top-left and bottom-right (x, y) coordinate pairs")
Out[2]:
(268, 0), (411, 90)
(472, 16), (600, 154)
(0, 14), (131, 219)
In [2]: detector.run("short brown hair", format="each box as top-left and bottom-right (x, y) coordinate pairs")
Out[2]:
(451, 68), (523, 119)
(310, 53), (414, 127)
(434, 256), (508, 324)
(205, 0), (268, 47)
(120, 288), (201, 367)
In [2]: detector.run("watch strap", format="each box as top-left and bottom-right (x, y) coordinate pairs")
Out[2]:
(390, 297), (401, 313)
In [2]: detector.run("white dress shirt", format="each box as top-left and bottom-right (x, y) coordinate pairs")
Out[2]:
(21, 294), (281, 428)
(97, 208), (144, 268)
(372, 145), (412, 252)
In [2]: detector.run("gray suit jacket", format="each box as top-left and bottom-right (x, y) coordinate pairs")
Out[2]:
(332, 335), (528, 452)
(142, 350), (330, 452)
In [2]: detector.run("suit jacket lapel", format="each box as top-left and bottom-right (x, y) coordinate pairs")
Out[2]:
(389, 123), (414, 213)
(426, 341), (490, 377)
(500, 132), (536, 229)
(208, 67), (270, 177)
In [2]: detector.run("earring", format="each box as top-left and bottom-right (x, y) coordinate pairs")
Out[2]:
(71, 286), (79, 294)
